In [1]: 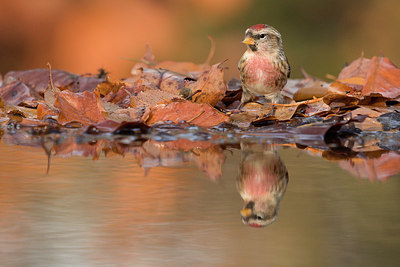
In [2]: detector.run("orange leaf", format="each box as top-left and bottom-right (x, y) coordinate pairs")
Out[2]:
(94, 77), (125, 98)
(338, 56), (371, 80)
(363, 56), (400, 98)
(37, 102), (57, 120)
(145, 100), (229, 128)
(54, 90), (107, 125)
(191, 63), (227, 106)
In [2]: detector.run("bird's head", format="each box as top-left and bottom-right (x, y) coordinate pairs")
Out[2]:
(242, 24), (283, 54)
(240, 197), (280, 227)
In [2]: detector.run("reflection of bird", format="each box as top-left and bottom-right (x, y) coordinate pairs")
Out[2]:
(237, 144), (288, 227)
(238, 24), (291, 105)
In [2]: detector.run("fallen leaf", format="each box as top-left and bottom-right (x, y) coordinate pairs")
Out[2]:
(302, 99), (331, 117)
(338, 56), (371, 81)
(3, 69), (105, 96)
(190, 63), (227, 106)
(130, 88), (182, 108)
(54, 90), (107, 125)
(37, 103), (58, 120)
(129, 68), (189, 94)
(0, 81), (35, 105)
(283, 75), (330, 101)
(350, 106), (384, 118)
(94, 77), (126, 98)
(363, 56), (400, 98)
(144, 99), (229, 128)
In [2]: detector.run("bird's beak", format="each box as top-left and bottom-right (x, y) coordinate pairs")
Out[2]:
(240, 208), (252, 218)
(242, 37), (255, 45)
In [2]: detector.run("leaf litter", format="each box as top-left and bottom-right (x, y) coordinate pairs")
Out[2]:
(0, 43), (399, 180)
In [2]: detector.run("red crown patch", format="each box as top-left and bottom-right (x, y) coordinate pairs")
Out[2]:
(249, 24), (267, 31)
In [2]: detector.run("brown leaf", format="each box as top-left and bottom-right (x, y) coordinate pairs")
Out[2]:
(323, 82), (360, 108)
(327, 80), (362, 97)
(37, 103), (58, 120)
(129, 68), (188, 94)
(0, 81), (35, 105)
(54, 90), (107, 125)
(338, 56), (371, 81)
(130, 88), (182, 108)
(230, 112), (260, 128)
(3, 69), (105, 96)
(94, 77), (125, 98)
(350, 106), (384, 118)
(302, 99), (331, 117)
(363, 56), (400, 98)
(283, 77), (329, 101)
(190, 63), (227, 107)
(108, 107), (146, 123)
(273, 104), (301, 121)
(144, 99), (229, 128)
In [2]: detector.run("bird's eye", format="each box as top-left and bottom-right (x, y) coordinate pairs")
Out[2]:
(259, 34), (266, 38)
(256, 215), (264, 220)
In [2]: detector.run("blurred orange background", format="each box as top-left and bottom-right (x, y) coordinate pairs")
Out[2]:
(0, 0), (399, 80)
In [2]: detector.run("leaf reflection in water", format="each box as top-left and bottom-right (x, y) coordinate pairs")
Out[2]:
(1, 125), (399, 184)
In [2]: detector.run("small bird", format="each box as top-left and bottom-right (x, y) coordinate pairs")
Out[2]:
(237, 144), (289, 227)
(238, 24), (291, 105)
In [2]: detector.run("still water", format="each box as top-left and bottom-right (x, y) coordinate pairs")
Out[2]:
(0, 138), (399, 266)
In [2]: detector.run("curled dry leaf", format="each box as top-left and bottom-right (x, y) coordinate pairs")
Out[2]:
(144, 99), (229, 128)
(338, 56), (371, 81)
(0, 81), (35, 105)
(94, 77), (126, 98)
(302, 99), (331, 117)
(337, 56), (400, 99)
(37, 103), (58, 120)
(130, 88), (182, 108)
(129, 68), (189, 94)
(363, 57), (400, 98)
(3, 69), (104, 96)
(190, 63), (227, 107)
(283, 73), (330, 101)
(54, 90), (107, 125)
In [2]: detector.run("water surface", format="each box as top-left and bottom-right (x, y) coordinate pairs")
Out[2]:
(0, 139), (399, 266)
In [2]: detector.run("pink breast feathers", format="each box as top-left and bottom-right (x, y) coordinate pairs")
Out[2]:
(242, 165), (278, 197)
(244, 57), (281, 87)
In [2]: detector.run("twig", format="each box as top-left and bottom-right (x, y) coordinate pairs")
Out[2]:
(265, 97), (323, 107)
(204, 36), (216, 66)
(47, 62), (56, 94)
